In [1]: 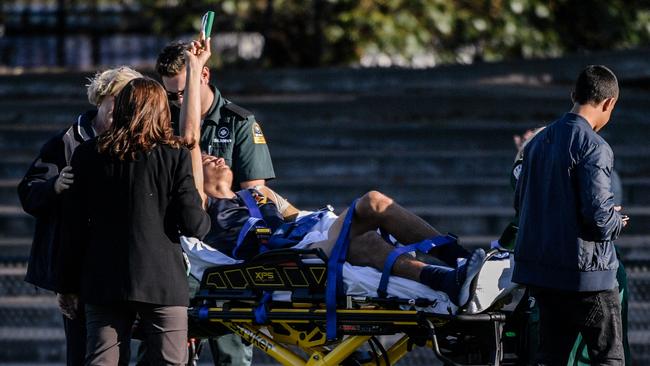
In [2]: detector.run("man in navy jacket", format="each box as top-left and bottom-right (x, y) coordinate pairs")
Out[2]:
(513, 65), (628, 365)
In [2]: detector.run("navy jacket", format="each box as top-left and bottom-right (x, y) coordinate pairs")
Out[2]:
(17, 111), (97, 292)
(513, 113), (624, 292)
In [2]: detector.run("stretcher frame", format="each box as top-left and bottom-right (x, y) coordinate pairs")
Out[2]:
(188, 248), (527, 365)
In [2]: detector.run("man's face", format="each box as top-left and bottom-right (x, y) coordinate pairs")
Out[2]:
(162, 69), (186, 109)
(202, 155), (233, 193)
(95, 95), (115, 134)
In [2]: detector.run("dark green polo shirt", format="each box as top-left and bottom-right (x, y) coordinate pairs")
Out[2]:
(172, 86), (275, 188)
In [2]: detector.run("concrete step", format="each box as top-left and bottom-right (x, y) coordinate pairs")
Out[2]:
(625, 271), (650, 303)
(4, 148), (650, 183)
(2, 109), (649, 153)
(0, 120), (542, 153)
(3, 204), (650, 239)
(5, 173), (650, 211)
(268, 177), (650, 207)
(213, 149), (650, 180)
(0, 89), (564, 127)
(0, 237), (31, 264)
(0, 266), (42, 297)
(0, 179), (20, 206)
(0, 296), (60, 328)
(0, 150), (521, 181)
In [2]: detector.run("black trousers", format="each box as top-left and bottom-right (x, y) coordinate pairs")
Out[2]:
(85, 302), (188, 366)
(532, 286), (624, 366)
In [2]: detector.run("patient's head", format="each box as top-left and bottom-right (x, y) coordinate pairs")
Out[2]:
(202, 154), (234, 198)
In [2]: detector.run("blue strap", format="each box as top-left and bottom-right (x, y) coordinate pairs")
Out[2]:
(267, 210), (326, 249)
(254, 291), (273, 324)
(326, 199), (358, 341)
(237, 189), (263, 219)
(198, 306), (209, 321)
(232, 189), (267, 259)
(232, 217), (263, 259)
(377, 234), (457, 298)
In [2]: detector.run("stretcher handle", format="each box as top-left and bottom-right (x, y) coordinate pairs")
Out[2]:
(452, 312), (507, 322)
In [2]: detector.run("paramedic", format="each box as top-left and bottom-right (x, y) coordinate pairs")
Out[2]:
(156, 41), (275, 190)
(513, 65), (627, 365)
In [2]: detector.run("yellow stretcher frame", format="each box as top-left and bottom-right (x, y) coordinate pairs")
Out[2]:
(189, 305), (510, 366)
(188, 248), (522, 365)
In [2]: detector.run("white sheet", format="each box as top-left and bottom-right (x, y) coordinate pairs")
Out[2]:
(181, 236), (523, 314)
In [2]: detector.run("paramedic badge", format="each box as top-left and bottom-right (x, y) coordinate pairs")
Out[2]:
(252, 122), (266, 144)
(214, 127), (232, 144)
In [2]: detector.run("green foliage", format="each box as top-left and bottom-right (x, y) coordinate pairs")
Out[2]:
(137, 0), (650, 67)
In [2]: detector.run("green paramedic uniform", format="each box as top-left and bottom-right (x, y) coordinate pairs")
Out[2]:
(172, 86), (275, 188)
(170, 86), (274, 366)
(196, 87), (272, 365)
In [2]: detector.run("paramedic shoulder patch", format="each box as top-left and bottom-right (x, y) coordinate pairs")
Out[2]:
(252, 122), (267, 144)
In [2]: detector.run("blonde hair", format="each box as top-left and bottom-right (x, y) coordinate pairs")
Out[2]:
(86, 66), (143, 106)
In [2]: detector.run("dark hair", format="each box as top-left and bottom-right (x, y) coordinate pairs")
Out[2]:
(97, 78), (190, 160)
(573, 65), (619, 105)
(156, 41), (189, 77)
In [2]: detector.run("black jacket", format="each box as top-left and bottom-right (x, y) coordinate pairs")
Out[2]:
(61, 140), (210, 306)
(513, 113), (624, 292)
(18, 111), (97, 292)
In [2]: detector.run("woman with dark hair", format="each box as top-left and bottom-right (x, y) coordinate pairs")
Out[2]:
(61, 77), (210, 365)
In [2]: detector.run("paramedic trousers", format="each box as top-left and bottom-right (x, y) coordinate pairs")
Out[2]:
(532, 286), (624, 366)
(85, 302), (188, 366)
(187, 275), (253, 366)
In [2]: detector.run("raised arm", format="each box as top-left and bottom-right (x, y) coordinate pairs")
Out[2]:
(179, 36), (211, 208)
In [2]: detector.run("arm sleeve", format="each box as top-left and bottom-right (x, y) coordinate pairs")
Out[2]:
(232, 117), (276, 184)
(172, 148), (211, 239)
(17, 139), (63, 217)
(576, 144), (623, 242)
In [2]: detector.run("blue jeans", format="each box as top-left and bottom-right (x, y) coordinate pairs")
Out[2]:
(532, 286), (624, 366)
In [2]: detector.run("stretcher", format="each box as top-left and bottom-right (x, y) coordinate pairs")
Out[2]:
(186, 246), (530, 365)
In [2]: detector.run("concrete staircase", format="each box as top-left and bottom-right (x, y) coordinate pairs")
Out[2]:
(1, 50), (649, 364)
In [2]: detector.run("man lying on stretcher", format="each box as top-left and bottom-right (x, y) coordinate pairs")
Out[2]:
(180, 38), (486, 308)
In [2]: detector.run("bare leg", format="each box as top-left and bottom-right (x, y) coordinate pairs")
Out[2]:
(308, 209), (486, 305)
(347, 231), (428, 282)
(310, 191), (467, 264)
(352, 191), (439, 243)
(309, 211), (427, 281)
(353, 191), (470, 265)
